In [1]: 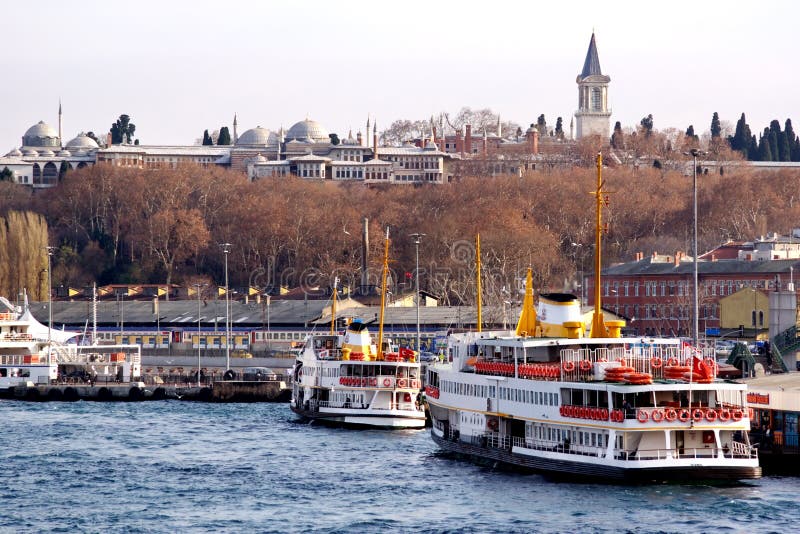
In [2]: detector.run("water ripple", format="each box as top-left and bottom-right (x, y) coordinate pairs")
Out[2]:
(2, 400), (799, 533)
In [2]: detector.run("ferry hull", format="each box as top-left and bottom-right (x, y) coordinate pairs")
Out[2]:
(431, 431), (762, 483)
(291, 404), (425, 429)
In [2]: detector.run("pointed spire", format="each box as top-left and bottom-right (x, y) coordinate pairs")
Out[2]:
(580, 32), (603, 78)
(497, 116), (501, 138)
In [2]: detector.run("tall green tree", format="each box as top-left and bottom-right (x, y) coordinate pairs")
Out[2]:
(536, 114), (547, 137)
(710, 112), (722, 138)
(757, 130), (773, 161)
(554, 117), (564, 139)
(0, 167), (13, 182)
(217, 127), (231, 146)
(785, 118), (799, 161)
(729, 113), (752, 158)
(202, 129), (213, 146)
(610, 121), (623, 149)
(685, 125), (698, 142)
(110, 114), (136, 145)
(640, 114), (654, 136)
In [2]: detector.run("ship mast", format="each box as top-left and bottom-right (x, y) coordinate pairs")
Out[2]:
(590, 152), (608, 338)
(476, 234), (482, 332)
(330, 276), (338, 335)
(376, 227), (390, 360)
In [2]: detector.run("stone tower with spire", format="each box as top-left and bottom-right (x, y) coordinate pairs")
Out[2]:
(574, 33), (611, 139)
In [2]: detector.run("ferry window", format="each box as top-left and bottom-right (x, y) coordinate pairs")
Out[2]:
(592, 434), (597, 447)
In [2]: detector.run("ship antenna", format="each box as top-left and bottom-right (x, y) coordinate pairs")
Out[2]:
(476, 234), (482, 332)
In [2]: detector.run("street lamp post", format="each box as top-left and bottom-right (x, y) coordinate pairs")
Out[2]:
(684, 148), (707, 347)
(194, 283), (205, 387)
(220, 243), (232, 371)
(410, 233), (425, 353)
(46, 246), (54, 367)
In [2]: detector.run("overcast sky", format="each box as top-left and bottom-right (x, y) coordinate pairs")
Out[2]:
(2, 0), (797, 150)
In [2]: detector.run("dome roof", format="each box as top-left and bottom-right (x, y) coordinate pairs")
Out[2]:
(24, 121), (58, 140)
(5, 148), (22, 157)
(236, 126), (275, 146)
(22, 148), (39, 156)
(58, 150), (72, 157)
(66, 133), (100, 150)
(286, 119), (329, 143)
(38, 149), (55, 157)
(253, 153), (267, 164)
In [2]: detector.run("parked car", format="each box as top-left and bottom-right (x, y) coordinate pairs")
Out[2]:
(232, 349), (253, 359)
(242, 367), (278, 381)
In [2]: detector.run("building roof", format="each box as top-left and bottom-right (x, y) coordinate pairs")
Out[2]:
(287, 119), (330, 143)
(580, 33), (603, 78)
(604, 257), (800, 277)
(98, 145), (231, 156)
(236, 126), (275, 147)
(23, 121), (59, 142)
(65, 133), (100, 150)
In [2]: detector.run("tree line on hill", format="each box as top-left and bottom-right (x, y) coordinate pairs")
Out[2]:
(1, 158), (799, 305)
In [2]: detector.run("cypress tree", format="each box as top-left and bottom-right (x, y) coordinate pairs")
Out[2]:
(685, 125), (698, 141)
(710, 112), (722, 138)
(730, 113), (751, 155)
(784, 119), (799, 161)
(610, 121), (623, 148)
(217, 127), (231, 146)
(640, 114), (653, 136)
(555, 117), (564, 139)
(202, 130), (213, 146)
(758, 130), (773, 161)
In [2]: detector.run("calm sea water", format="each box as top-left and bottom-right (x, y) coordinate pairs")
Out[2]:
(1, 400), (798, 534)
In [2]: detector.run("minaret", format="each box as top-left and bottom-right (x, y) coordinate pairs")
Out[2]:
(365, 116), (370, 148)
(233, 113), (238, 144)
(373, 120), (378, 158)
(570, 117), (574, 140)
(574, 33), (611, 139)
(58, 99), (63, 148)
(497, 116), (502, 139)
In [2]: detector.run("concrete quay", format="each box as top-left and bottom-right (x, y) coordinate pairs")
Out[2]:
(0, 379), (291, 403)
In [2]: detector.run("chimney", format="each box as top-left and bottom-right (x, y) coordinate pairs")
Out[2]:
(674, 253), (680, 267)
(456, 129), (463, 156)
(525, 128), (539, 154)
(465, 124), (472, 155)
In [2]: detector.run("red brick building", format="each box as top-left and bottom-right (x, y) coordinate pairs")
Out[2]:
(587, 252), (798, 337)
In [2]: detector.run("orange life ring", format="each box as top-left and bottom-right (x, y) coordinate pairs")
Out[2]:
(601, 408), (609, 420)
(650, 356), (662, 368)
(665, 408), (678, 422)
(667, 357), (679, 366)
(398, 378), (408, 388)
(692, 408), (705, 422)
(383, 377), (392, 387)
(651, 409), (665, 422)
(731, 409), (743, 421)
(562, 361), (576, 372)
(678, 409), (690, 423)
(579, 360), (592, 372)
(719, 409), (731, 422)
(637, 409), (649, 423)
(705, 409), (718, 422)
(370, 377), (378, 387)
(339, 377), (345, 385)
(559, 405), (566, 417)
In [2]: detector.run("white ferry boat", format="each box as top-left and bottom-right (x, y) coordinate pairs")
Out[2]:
(0, 296), (142, 389)
(426, 294), (761, 481)
(425, 154), (760, 482)
(290, 228), (426, 428)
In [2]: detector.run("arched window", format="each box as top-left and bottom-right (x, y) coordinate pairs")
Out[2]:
(43, 162), (59, 185)
(32, 163), (42, 184)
